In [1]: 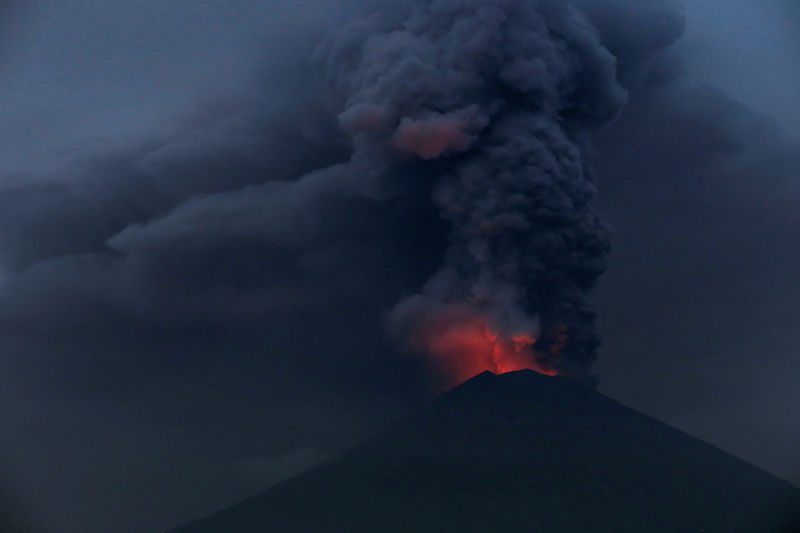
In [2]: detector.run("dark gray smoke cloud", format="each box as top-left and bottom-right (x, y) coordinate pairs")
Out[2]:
(0, 0), (686, 394)
(309, 0), (684, 380)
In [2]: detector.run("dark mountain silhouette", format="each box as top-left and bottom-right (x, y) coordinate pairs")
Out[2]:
(168, 370), (800, 532)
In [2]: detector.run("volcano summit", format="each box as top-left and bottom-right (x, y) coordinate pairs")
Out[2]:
(169, 370), (799, 532)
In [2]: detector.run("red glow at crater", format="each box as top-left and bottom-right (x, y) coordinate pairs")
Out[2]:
(411, 312), (557, 387)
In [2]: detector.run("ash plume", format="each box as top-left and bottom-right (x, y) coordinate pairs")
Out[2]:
(0, 0), (684, 396)
(312, 0), (682, 382)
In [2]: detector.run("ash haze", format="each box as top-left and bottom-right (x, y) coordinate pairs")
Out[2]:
(0, 1), (798, 532)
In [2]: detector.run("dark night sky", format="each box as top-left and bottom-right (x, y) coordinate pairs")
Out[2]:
(0, 1), (798, 532)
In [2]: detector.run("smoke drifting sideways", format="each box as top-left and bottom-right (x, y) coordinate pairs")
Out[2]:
(313, 0), (684, 386)
(0, 0), (685, 397)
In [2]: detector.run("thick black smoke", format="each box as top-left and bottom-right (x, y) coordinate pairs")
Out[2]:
(0, 0), (685, 395)
(311, 0), (684, 380)
(0, 1), (685, 402)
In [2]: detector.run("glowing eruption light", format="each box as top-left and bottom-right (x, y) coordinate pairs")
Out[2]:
(411, 311), (557, 388)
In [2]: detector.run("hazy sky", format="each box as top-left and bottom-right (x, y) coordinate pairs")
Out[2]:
(677, 0), (799, 136)
(0, 1), (797, 532)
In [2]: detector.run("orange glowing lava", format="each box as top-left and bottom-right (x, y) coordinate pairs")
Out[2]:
(412, 312), (557, 387)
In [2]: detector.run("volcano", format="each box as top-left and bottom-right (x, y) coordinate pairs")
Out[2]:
(167, 370), (799, 532)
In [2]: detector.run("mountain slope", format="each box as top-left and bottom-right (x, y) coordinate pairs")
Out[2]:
(168, 370), (800, 532)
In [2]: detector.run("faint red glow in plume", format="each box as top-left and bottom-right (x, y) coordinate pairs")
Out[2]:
(411, 311), (557, 388)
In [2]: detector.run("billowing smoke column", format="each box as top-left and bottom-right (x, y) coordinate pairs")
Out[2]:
(313, 0), (632, 386)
